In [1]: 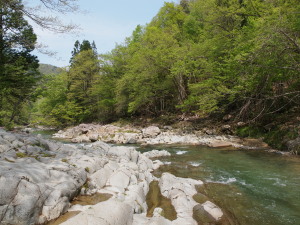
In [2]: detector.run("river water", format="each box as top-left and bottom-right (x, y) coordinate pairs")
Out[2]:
(34, 131), (300, 225)
(138, 145), (300, 225)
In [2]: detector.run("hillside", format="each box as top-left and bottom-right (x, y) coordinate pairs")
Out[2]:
(39, 63), (63, 75)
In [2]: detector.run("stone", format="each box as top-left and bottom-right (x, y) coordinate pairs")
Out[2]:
(287, 137), (300, 154)
(143, 149), (171, 158)
(142, 126), (161, 138)
(221, 124), (231, 131)
(0, 127), (228, 225)
(203, 128), (215, 135)
(237, 121), (246, 127)
(223, 114), (233, 121)
(202, 201), (223, 221)
(60, 199), (133, 225)
(159, 173), (203, 225)
(193, 193), (209, 204)
(208, 140), (233, 148)
(88, 133), (99, 142)
(193, 203), (217, 224)
(107, 170), (131, 192)
(133, 213), (173, 225)
(0, 144), (10, 153)
(90, 167), (113, 189)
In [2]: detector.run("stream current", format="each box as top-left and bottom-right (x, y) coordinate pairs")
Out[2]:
(138, 145), (300, 225)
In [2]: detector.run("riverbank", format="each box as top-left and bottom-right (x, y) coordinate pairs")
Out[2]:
(52, 123), (291, 155)
(0, 128), (230, 225)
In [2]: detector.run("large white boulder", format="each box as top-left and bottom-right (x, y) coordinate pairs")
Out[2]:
(60, 199), (133, 225)
(159, 173), (204, 225)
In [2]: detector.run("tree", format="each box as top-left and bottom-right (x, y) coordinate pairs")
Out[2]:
(1, 0), (79, 33)
(67, 40), (100, 121)
(115, 25), (182, 116)
(0, 0), (40, 126)
(70, 40), (97, 64)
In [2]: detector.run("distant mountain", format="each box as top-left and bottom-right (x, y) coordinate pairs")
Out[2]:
(39, 63), (63, 75)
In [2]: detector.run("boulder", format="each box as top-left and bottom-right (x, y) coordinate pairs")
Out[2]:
(193, 201), (224, 223)
(107, 169), (131, 193)
(143, 149), (171, 158)
(88, 133), (99, 142)
(60, 199), (133, 225)
(90, 167), (113, 189)
(159, 173), (203, 225)
(142, 126), (161, 138)
(208, 140), (233, 148)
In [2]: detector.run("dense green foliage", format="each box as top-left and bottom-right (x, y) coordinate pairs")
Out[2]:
(32, 0), (299, 128)
(31, 40), (100, 126)
(0, 0), (40, 127)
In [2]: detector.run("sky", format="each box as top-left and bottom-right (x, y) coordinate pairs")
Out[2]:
(30, 0), (173, 67)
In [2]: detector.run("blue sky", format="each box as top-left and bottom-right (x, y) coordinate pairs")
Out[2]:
(31, 0), (173, 67)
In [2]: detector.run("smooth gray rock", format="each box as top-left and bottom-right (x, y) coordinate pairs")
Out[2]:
(60, 199), (133, 225)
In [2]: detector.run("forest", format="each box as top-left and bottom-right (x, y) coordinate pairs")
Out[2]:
(1, 0), (299, 148)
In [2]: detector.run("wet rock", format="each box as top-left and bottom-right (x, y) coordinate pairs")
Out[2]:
(208, 140), (233, 148)
(193, 193), (209, 204)
(193, 203), (217, 224)
(203, 201), (224, 220)
(159, 173), (204, 225)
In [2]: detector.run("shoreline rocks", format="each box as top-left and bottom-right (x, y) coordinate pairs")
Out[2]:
(53, 123), (270, 150)
(0, 129), (226, 225)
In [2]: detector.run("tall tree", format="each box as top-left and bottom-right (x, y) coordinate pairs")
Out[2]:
(0, 0), (40, 125)
(67, 40), (100, 121)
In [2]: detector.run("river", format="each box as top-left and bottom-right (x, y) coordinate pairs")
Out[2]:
(34, 130), (300, 225)
(138, 145), (300, 225)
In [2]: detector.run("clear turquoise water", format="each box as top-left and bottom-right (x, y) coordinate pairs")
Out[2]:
(137, 145), (300, 225)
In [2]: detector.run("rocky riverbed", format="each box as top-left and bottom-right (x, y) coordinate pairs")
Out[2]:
(53, 123), (271, 150)
(0, 128), (230, 225)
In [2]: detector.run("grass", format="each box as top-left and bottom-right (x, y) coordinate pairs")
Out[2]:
(16, 152), (28, 158)
(61, 158), (68, 163)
